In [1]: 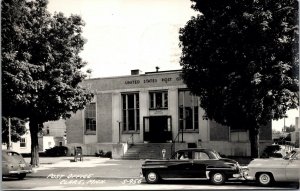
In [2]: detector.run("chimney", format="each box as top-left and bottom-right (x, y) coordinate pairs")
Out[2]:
(131, 69), (140, 75)
(155, 66), (160, 72)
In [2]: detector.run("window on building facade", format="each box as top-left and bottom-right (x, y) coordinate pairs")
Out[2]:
(230, 129), (249, 142)
(149, 91), (168, 109)
(85, 103), (96, 135)
(20, 138), (26, 148)
(178, 90), (199, 131)
(210, 121), (230, 141)
(122, 93), (140, 132)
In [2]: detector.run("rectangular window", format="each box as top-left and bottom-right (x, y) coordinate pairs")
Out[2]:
(149, 91), (168, 109)
(20, 138), (26, 148)
(122, 93), (140, 132)
(85, 103), (96, 135)
(230, 129), (249, 142)
(178, 90), (199, 131)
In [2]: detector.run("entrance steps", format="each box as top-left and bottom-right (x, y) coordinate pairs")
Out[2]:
(121, 143), (173, 160)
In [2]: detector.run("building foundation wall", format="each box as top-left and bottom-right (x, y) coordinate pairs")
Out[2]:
(201, 140), (273, 157)
(66, 143), (128, 158)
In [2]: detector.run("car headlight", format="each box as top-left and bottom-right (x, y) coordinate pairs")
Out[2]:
(243, 169), (249, 176)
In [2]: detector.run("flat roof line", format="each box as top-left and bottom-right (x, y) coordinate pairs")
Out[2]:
(144, 69), (182, 74)
(85, 69), (182, 81)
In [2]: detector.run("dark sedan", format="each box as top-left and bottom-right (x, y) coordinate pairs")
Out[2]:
(2, 150), (32, 179)
(141, 148), (242, 185)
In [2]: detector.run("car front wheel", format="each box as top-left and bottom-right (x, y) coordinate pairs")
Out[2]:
(145, 171), (160, 184)
(210, 172), (226, 185)
(257, 173), (273, 186)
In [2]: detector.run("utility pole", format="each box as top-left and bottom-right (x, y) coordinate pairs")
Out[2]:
(283, 114), (287, 132)
(8, 117), (12, 150)
(284, 117), (286, 132)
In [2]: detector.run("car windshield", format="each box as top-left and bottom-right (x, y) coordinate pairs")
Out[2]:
(211, 150), (222, 159)
(7, 151), (20, 156)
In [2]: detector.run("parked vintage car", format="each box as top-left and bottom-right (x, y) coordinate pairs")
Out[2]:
(244, 148), (300, 186)
(2, 150), (32, 179)
(141, 148), (242, 185)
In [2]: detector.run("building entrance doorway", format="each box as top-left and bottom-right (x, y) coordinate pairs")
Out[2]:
(144, 116), (172, 143)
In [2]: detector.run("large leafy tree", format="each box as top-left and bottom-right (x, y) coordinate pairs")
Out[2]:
(2, 0), (93, 166)
(179, 0), (299, 157)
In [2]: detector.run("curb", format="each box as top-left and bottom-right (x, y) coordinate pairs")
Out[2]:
(27, 176), (143, 180)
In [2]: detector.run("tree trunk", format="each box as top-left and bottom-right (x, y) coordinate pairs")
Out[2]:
(29, 119), (39, 167)
(249, 127), (260, 158)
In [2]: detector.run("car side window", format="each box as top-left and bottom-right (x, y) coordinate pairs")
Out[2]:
(194, 152), (210, 160)
(7, 152), (20, 156)
(176, 152), (183, 160)
(179, 152), (189, 160)
(176, 151), (192, 160)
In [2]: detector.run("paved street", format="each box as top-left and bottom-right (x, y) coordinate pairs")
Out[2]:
(3, 176), (299, 190)
(2, 156), (299, 190)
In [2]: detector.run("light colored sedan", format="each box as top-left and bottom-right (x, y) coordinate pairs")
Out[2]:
(244, 149), (300, 186)
(2, 150), (32, 179)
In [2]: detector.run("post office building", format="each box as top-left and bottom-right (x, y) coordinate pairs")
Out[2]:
(66, 70), (272, 158)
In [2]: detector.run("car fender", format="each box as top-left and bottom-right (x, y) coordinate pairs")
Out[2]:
(247, 159), (289, 182)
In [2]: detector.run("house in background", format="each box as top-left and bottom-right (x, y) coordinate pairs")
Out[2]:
(39, 119), (67, 152)
(2, 123), (32, 154)
(2, 119), (67, 154)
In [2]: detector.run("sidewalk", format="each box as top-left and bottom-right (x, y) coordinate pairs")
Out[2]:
(25, 156), (145, 179)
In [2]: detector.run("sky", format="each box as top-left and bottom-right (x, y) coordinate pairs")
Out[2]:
(47, 0), (196, 77)
(47, 0), (299, 131)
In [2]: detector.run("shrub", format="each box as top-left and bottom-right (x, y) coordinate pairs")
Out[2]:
(261, 145), (281, 158)
(45, 146), (68, 157)
(95, 150), (112, 158)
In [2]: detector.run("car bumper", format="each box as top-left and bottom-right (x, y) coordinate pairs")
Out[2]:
(8, 169), (32, 174)
(233, 173), (243, 178)
(241, 167), (255, 180)
(205, 170), (244, 180)
(230, 166), (249, 179)
(244, 175), (255, 180)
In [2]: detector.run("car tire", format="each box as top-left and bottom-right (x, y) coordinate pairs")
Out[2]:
(145, 171), (160, 184)
(257, 172), (273, 186)
(210, 172), (226, 185)
(18, 173), (26, 180)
